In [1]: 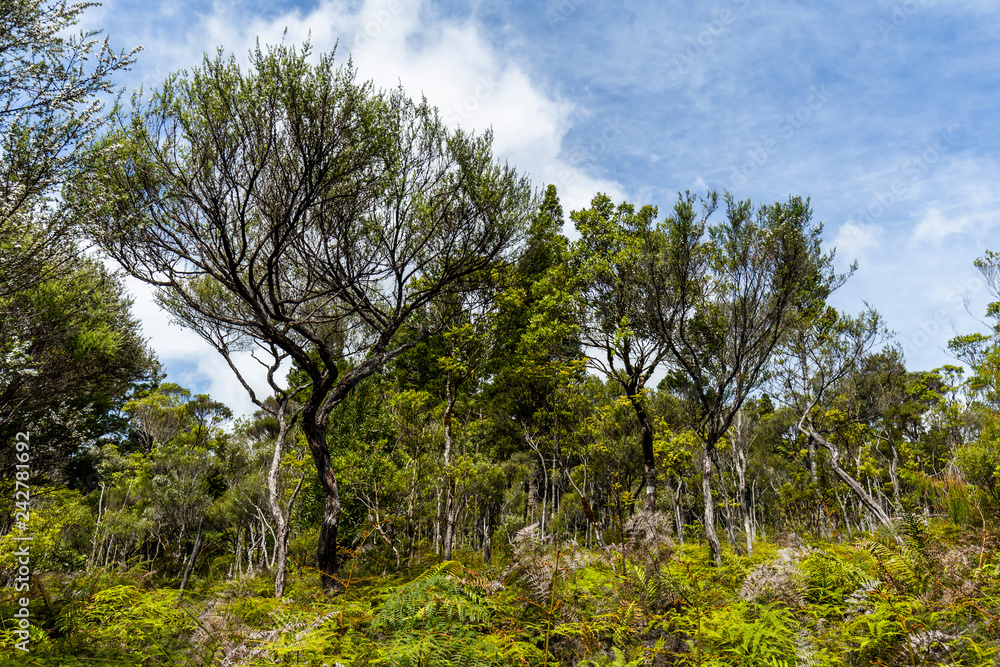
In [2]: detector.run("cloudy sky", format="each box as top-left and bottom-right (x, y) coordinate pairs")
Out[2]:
(83, 0), (1000, 415)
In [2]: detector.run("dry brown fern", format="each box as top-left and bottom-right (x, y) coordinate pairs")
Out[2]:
(739, 548), (809, 608)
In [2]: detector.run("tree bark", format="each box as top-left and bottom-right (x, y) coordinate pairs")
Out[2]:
(303, 415), (342, 593)
(443, 375), (457, 561)
(626, 393), (657, 512)
(732, 409), (752, 554)
(482, 510), (492, 564)
(673, 479), (685, 545)
(703, 444), (722, 566)
(267, 409), (293, 597)
(178, 518), (205, 598)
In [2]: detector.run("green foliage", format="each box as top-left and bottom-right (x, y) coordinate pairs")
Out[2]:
(369, 562), (539, 667)
(801, 549), (867, 607)
(694, 602), (801, 667)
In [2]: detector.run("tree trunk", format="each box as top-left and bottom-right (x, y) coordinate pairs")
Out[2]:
(303, 415), (342, 593)
(561, 459), (608, 551)
(267, 410), (292, 597)
(178, 518), (205, 598)
(482, 510), (492, 564)
(405, 461), (418, 567)
(443, 375), (457, 561)
(889, 444), (901, 506)
(673, 478), (685, 545)
(234, 525), (242, 577)
(732, 409), (754, 554)
(626, 393), (657, 512)
(703, 444), (722, 566)
(434, 486), (442, 555)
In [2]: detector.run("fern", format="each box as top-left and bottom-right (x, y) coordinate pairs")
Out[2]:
(862, 532), (925, 595)
(801, 550), (867, 608)
(368, 564), (537, 667)
(676, 601), (800, 667)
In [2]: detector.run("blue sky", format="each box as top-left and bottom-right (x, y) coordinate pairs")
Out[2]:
(85, 0), (1000, 415)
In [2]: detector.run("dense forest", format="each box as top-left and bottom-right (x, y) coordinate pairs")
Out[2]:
(5, 2), (1000, 666)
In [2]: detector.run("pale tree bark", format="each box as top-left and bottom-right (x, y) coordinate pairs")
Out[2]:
(442, 373), (458, 561)
(178, 518), (205, 599)
(266, 404), (306, 597)
(702, 446), (722, 565)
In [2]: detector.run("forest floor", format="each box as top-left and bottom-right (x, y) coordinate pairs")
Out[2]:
(3, 516), (1000, 666)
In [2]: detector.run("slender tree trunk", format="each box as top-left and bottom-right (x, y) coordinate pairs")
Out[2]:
(732, 409), (754, 554)
(703, 444), (722, 566)
(627, 392), (657, 512)
(443, 375), (457, 561)
(233, 525), (242, 578)
(434, 486), (442, 555)
(527, 436), (549, 539)
(482, 510), (492, 564)
(561, 460), (608, 551)
(889, 443), (901, 506)
(527, 475), (539, 523)
(178, 518), (205, 598)
(406, 461), (418, 566)
(89, 482), (106, 570)
(267, 410), (292, 597)
(673, 478), (685, 545)
(247, 523), (255, 574)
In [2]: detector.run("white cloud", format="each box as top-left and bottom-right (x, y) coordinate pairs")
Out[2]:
(833, 220), (882, 262)
(124, 278), (278, 417)
(909, 156), (1000, 243)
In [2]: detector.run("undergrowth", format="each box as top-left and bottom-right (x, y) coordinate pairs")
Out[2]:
(3, 517), (1000, 666)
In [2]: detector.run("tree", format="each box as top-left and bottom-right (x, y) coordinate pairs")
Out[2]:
(81, 43), (534, 591)
(649, 192), (841, 564)
(0, 1), (148, 488)
(0, 0), (139, 297)
(572, 194), (667, 513)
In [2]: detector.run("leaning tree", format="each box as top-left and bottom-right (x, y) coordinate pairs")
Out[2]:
(79, 43), (534, 591)
(773, 306), (899, 532)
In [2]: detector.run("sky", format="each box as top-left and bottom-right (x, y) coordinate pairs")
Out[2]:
(80, 0), (1000, 416)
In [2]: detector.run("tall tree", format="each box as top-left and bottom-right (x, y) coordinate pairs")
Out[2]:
(81, 43), (534, 591)
(572, 194), (667, 513)
(649, 192), (841, 564)
(0, 0), (147, 489)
